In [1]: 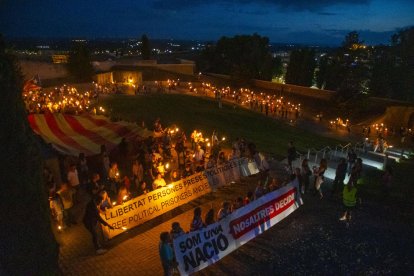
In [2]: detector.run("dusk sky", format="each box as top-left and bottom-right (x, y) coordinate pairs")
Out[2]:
(1, 0), (413, 45)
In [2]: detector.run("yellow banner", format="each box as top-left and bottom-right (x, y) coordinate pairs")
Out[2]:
(100, 158), (259, 239)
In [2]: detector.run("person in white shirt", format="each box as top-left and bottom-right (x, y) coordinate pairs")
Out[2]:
(67, 164), (80, 189)
(211, 130), (219, 146)
(193, 145), (205, 162)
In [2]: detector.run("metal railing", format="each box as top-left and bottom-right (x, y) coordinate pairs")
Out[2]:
(332, 142), (367, 159)
(305, 142), (362, 164)
(305, 146), (333, 164)
(333, 143), (352, 158)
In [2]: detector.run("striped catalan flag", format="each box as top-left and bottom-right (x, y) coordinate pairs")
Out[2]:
(23, 78), (41, 92)
(28, 113), (152, 156)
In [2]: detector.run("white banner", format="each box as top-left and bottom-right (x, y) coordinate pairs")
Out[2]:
(101, 158), (259, 239)
(173, 181), (303, 275)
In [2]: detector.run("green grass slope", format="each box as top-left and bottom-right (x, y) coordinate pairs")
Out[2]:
(101, 94), (342, 158)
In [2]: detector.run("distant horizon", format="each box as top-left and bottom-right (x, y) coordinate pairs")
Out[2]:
(1, 0), (413, 46)
(5, 31), (407, 47)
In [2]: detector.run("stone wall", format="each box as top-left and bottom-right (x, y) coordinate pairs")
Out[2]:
(19, 60), (68, 80)
(202, 73), (336, 101)
(19, 59), (194, 83)
(94, 71), (143, 85)
(253, 80), (336, 101)
(381, 106), (414, 128)
(153, 64), (194, 75)
(112, 60), (194, 75)
(94, 72), (113, 84)
(112, 71), (143, 85)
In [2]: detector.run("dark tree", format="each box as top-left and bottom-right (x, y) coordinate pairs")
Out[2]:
(285, 48), (316, 87)
(369, 27), (414, 101)
(392, 27), (414, 101)
(316, 55), (328, 89)
(140, 34), (151, 60)
(316, 31), (370, 101)
(342, 31), (363, 50)
(370, 46), (397, 98)
(199, 34), (281, 81)
(316, 55), (345, 90)
(67, 41), (94, 81)
(315, 29), (413, 101)
(0, 36), (59, 274)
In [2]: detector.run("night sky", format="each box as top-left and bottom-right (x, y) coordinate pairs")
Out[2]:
(1, 0), (413, 45)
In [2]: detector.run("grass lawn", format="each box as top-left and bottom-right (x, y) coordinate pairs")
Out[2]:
(100, 93), (343, 158)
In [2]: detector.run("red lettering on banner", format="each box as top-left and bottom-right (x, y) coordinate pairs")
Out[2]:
(229, 188), (296, 239)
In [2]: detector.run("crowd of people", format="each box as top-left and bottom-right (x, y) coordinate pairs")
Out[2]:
(359, 124), (414, 154)
(33, 78), (406, 271)
(286, 141), (372, 221)
(46, 118), (394, 259)
(46, 116), (273, 255)
(156, 135), (400, 274)
(198, 82), (302, 121)
(23, 84), (96, 114)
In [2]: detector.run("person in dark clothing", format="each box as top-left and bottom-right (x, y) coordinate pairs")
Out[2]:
(83, 196), (114, 254)
(137, 180), (150, 196)
(204, 208), (215, 226)
(347, 149), (357, 175)
(78, 152), (89, 185)
(87, 173), (104, 197)
(287, 141), (297, 173)
(348, 158), (363, 186)
(331, 158), (347, 196)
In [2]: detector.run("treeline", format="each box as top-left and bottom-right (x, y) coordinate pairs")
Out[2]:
(197, 34), (283, 83)
(198, 28), (413, 102)
(287, 28), (414, 102)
